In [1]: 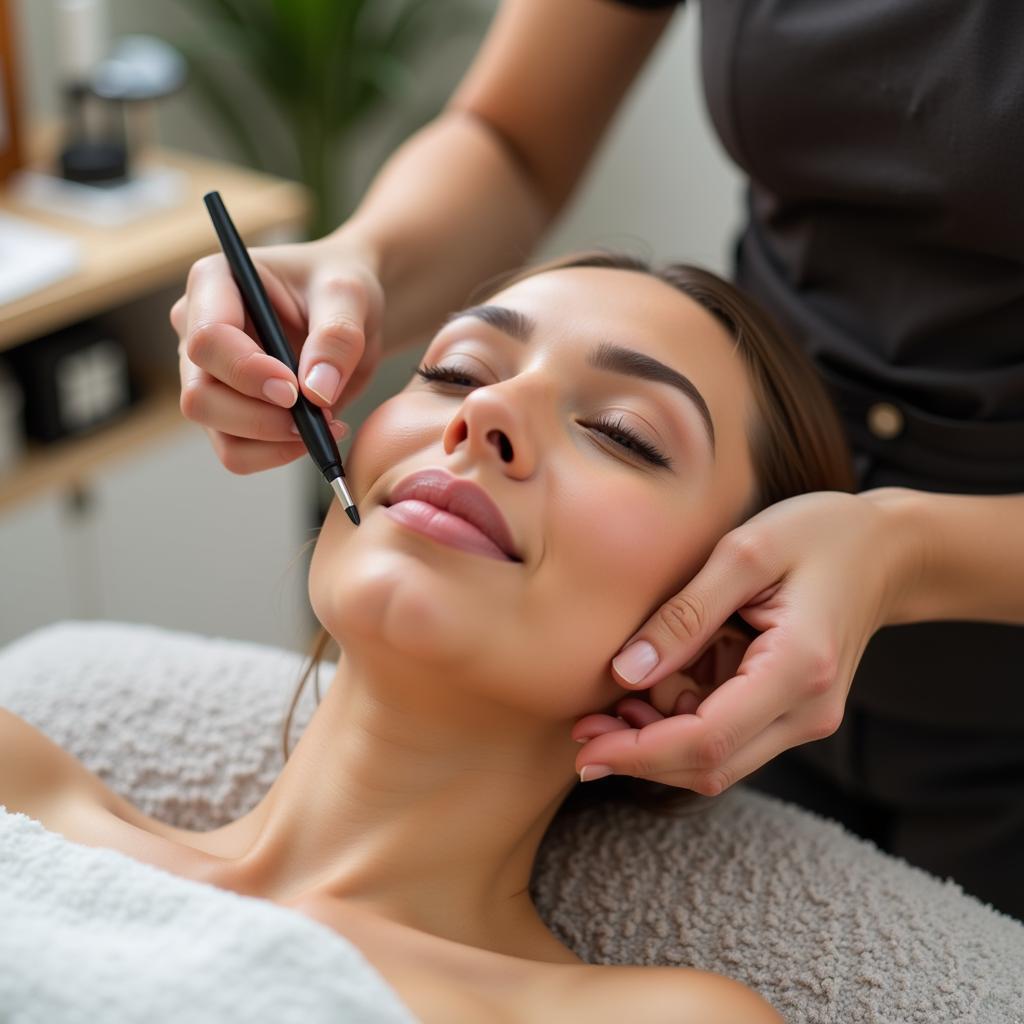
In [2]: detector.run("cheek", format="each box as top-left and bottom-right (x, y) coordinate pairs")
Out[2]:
(556, 472), (690, 617)
(499, 476), (700, 718)
(313, 391), (505, 664)
(345, 394), (440, 501)
(311, 395), (473, 656)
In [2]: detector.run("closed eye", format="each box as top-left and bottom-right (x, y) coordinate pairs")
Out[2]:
(416, 364), (480, 389)
(415, 364), (672, 468)
(583, 413), (671, 468)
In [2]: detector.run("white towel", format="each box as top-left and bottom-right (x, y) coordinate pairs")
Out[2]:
(0, 807), (418, 1024)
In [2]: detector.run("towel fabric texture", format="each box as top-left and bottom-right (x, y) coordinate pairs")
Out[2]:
(1, 620), (1021, 1023)
(0, 808), (417, 1024)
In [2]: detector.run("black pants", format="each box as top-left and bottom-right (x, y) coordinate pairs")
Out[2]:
(744, 706), (1024, 921)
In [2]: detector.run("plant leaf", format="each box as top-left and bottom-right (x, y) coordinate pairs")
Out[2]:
(175, 45), (270, 171)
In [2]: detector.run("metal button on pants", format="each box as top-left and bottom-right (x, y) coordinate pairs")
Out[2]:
(866, 401), (904, 440)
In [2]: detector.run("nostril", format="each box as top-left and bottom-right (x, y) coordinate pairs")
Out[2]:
(487, 429), (514, 462)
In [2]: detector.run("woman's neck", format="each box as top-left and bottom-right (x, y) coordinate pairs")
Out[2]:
(215, 646), (583, 958)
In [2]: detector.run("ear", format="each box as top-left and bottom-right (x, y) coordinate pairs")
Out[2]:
(646, 622), (752, 716)
(686, 621), (750, 691)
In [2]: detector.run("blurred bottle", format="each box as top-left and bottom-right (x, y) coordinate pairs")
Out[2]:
(55, 0), (127, 184)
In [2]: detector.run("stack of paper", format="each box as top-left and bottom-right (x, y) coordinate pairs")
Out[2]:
(0, 213), (81, 306)
(10, 167), (186, 228)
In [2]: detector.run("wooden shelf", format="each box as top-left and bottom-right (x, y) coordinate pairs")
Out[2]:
(0, 129), (311, 514)
(0, 132), (311, 351)
(0, 377), (188, 513)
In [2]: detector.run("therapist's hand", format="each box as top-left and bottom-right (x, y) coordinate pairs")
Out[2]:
(572, 489), (922, 794)
(170, 233), (384, 474)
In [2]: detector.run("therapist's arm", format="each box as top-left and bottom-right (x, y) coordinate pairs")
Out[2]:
(869, 487), (1024, 626)
(335, 0), (676, 356)
(173, 0), (676, 474)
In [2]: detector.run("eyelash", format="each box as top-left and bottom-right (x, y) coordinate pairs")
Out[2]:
(415, 363), (672, 468)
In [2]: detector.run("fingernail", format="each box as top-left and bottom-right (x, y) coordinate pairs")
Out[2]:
(575, 735), (589, 744)
(612, 641), (659, 686)
(329, 420), (348, 437)
(305, 362), (341, 405)
(579, 764), (613, 783)
(290, 423), (301, 436)
(263, 378), (297, 408)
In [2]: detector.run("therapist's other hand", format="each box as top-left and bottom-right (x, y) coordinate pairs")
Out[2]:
(170, 234), (384, 474)
(572, 490), (920, 794)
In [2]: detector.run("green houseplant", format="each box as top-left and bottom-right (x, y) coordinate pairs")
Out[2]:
(176, 0), (482, 237)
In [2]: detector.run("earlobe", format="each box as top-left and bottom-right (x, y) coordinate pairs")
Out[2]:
(709, 622), (751, 687)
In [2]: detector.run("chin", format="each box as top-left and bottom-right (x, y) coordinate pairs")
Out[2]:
(310, 541), (480, 666)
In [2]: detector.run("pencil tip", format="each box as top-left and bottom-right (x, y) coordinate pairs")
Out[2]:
(346, 505), (361, 526)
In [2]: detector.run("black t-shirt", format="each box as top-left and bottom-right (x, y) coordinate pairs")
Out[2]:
(609, 0), (1023, 730)
(614, 0), (1024, 493)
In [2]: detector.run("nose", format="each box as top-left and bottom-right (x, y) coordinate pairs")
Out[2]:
(441, 382), (537, 478)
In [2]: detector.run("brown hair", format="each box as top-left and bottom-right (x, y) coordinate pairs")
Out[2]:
(281, 251), (856, 818)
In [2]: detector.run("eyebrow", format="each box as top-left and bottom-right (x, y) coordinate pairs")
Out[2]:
(444, 304), (717, 455)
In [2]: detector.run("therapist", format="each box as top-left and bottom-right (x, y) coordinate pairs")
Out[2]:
(171, 0), (1024, 919)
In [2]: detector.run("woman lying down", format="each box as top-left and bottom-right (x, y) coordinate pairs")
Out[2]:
(2, 252), (855, 1022)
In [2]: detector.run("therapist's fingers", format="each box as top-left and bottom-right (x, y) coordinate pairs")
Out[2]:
(182, 374), (349, 443)
(578, 629), (842, 788)
(685, 626), (843, 768)
(645, 672), (704, 717)
(572, 713), (630, 744)
(573, 694), (701, 748)
(586, 630), (798, 774)
(298, 269), (383, 411)
(576, 714), (796, 796)
(610, 531), (779, 690)
(170, 294), (186, 336)
(205, 415), (348, 475)
(205, 431), (348, 476)
(181, 254), (305, 406)
(210, 436), (308, 473)
(611, 697), (664, 729)
(180, 344), (346, 471)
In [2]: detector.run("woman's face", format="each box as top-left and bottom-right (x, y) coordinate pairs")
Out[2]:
(309, 267), (757, 721)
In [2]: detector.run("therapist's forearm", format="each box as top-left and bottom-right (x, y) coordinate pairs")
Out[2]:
(330, 109), (551, 356)
(867, 487), (1024, 626)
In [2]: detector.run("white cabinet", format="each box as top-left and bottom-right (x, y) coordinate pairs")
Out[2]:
(0, 491), (78, 643)
(0, 424), (316, 652)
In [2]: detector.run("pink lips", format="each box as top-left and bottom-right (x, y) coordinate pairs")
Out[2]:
(383, 469), (521, 563)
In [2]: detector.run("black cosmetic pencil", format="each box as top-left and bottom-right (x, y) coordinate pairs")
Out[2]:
(202, 190), (359, 525)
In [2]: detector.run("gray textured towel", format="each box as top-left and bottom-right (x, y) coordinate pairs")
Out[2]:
(1, 620), (1022, 1023)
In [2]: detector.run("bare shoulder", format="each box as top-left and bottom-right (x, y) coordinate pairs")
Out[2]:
(0, 708), (136, 826)
(565, 963), (785, 1024)
(0, 708), (82, 816)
